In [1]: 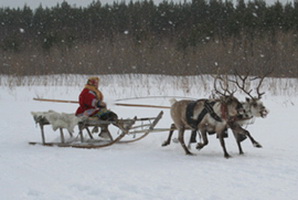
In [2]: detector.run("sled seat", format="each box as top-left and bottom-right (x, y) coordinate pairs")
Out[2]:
(31, 111), (120, 145)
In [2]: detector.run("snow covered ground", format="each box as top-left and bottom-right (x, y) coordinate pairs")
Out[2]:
(1, 74), (298, 200)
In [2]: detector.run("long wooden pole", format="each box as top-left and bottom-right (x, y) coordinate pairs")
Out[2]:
(33, 98), (171, 109)
(114, 103), (170, 109)
(33, 98), (78, 104)
(115, 96), (196, 102)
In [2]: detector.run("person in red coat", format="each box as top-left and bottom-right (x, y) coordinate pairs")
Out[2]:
(75, 77), (118, 121)
(75, 77), (118, 138)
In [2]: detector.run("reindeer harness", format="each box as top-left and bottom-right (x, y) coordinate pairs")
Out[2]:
(186, 100), (222, 129)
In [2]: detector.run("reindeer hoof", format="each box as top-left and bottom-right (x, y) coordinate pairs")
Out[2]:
(161, 141), (169, 147)
(196, 143), (205, 150)
(224, 154), (231, 159)
(254, 143), (262, 148)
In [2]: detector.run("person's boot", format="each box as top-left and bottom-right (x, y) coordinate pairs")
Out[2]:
(113, 119), (132, 131)
(98, 126), (110, 139)
(91, 126), (99, 133)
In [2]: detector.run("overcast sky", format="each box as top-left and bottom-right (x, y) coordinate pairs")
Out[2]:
(0, 0), (294, 9)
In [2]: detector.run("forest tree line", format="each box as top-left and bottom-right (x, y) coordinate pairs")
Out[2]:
(0, 0), (298, 77)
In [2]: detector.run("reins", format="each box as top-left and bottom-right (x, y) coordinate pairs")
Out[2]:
(220, 103), (228, 121)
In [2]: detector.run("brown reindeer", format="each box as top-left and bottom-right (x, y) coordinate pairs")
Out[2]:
(227, 72), (269, 154)
(194, 72), (269, 154)
(162, 77), (244, 158)
(185, 73), (269, 155)
(170, 95), (268, 155)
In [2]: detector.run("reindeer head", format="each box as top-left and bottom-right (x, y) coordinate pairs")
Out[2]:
(231, 71), (269, 118)
(243, 98), (269, 118)
(213, 75), (244, 118)
(225, 95), (245, 117)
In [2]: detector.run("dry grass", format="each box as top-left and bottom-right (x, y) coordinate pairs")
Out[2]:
(1, 31), (297, 78)
(1, 74), (297, 98)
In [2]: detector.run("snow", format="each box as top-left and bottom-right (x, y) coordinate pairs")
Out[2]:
(1, 74), (298, 200)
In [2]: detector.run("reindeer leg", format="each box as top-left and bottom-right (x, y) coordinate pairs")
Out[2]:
(178, 127), (193, 155)
(245, 130), (262, 148)
(196, 130), (208, 150)
(231, 122), (262, 151)
(218, 131), (231, 158)
(232, 131), (244, 154)
(188, 129), (197, 149)
(190, 130), (197, 143)
(230, 122), (246, 154)
(162, 123), (176, 146)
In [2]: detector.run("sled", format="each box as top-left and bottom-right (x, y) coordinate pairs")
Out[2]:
(29, 111), (163, 149)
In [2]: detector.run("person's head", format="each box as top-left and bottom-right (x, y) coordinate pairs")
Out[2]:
(87, 77), (99, 88)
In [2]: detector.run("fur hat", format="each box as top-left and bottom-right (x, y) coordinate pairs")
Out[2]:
(87, 77), (99, 86)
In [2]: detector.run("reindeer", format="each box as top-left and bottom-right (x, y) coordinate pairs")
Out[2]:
(186, 73), (269, 155)
(227, 72), (269, 154)
(192, 73), (269, 154)
(162, 77), (244, 158)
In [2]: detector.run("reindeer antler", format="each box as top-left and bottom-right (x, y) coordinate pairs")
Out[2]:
(213, 75), (236, 97)
(250, 73), (267, 99)
(213, 75), (224, 96)
(232, 69), (270, 99)
(229, 70), (254, 99)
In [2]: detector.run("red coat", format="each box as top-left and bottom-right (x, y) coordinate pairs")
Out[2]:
(75, 88), (100, 116)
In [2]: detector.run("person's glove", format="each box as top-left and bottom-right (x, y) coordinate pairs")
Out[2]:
(97, 100), (106, 108)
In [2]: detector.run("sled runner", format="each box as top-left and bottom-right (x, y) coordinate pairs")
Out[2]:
(29, 111), (163, 148)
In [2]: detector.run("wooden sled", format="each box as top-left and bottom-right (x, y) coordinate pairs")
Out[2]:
(29, 111), (163, 149)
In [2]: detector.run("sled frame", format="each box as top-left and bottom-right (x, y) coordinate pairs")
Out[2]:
(30, 111), (163, 148)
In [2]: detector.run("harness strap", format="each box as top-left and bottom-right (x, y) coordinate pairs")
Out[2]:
(204, 101), (222, 122)
(186, 100), (202, 129)
(186, 100), (222, 129)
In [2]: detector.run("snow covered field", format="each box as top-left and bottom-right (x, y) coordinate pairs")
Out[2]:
(1, 74), (298, 200)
